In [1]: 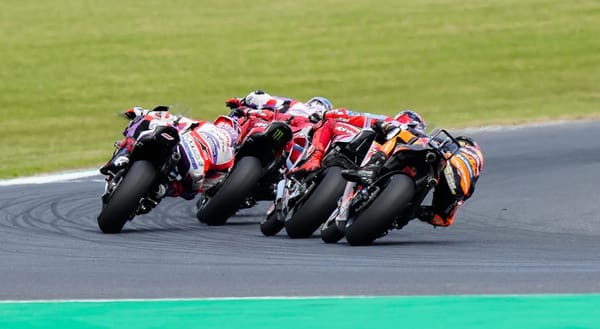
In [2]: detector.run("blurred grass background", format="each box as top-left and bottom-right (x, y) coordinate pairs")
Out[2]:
(0, 0), (599, 178)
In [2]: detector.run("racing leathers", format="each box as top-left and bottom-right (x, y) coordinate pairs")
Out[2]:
(419, 142), (484, 226)
(291, 108), (393, 174)
(341, 117), (484, 228)
(100, 106), (239, 200)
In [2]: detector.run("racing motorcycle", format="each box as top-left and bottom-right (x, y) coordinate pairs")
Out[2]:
(97, 124), (182, 234)
(260, 127), (376, 238)
(321, 127), (460, 246)
(196, 113), (293, 226)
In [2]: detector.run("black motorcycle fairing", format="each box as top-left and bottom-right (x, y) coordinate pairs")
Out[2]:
(236, 121), (293, 166)
(130, 125), (180, 163)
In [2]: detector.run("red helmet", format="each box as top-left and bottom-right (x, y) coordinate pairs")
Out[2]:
(394, 110), (426, 131)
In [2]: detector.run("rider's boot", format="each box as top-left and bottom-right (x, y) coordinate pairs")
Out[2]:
(341, 151), (387, 185)
(99, 137), (135, 175)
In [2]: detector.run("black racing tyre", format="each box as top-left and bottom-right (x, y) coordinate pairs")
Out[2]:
(285, 166), (346, 239)
(197, 156), (263, 226)
(97, 161), (156, 234)
(320, 219), (345, 244)
(345, 174), (415, 246)
(260, 210), (285, 236)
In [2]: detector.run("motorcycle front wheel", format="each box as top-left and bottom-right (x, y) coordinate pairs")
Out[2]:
(320, 218), (345, 244)
(260, 210), (285, 236)
(97, 160), (156, 234)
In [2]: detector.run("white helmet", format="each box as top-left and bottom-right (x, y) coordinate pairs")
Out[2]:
(306, 96), (333, 113)
(243, 90), (272, 109)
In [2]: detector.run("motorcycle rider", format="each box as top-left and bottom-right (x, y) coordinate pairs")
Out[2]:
(225, 90), (332, 117)
(309, 110), (427, 226)
(99, 105), (239, 200)
(341, 114), (484, 228)
(225, 91), (391, 178)
(225, 90), (334, 143)
(416, 135), (484, 227)
(334, 109), (427, 183)
(289, 109), (421, 175)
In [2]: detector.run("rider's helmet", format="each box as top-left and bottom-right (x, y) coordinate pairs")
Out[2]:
(243, 90), (272, 109)
(306, 96), (333, 113)
(394, 110), (426, 131)
(455, 135), (484, 172)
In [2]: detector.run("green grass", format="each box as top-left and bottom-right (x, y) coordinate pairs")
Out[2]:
(1, 0), (599, 178)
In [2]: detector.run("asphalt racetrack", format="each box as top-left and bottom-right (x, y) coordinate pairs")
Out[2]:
(1, 120), (599, 300)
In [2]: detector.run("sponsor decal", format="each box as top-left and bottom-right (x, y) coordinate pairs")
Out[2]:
(272, 129), (285, 142)
(444, 165), (457, 195)
(333, 125), (356, 135)
(161, 132), (175, 141)
(182, 135), (203, 170)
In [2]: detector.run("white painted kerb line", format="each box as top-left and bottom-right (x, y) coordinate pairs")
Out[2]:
(0, 170), (100, 186)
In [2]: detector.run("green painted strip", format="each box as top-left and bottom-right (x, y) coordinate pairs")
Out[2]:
(1, 294), (599, 329)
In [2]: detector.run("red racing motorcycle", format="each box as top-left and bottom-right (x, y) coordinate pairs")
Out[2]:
(196, 111), (293, 226)
(260, 125), (376, 238)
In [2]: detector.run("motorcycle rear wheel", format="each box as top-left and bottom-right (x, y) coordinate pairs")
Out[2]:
(197, 156), (263, 226)
(285, 166), (346, 239)
(97, 160), (156, 234)
(345, 174), (415, 246)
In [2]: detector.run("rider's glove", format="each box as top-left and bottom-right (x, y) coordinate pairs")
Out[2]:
(225, 97), (243, 109)
(123, 106), (146, 120)
(372, 120), (389, 136)
(372, 120), (400, 141)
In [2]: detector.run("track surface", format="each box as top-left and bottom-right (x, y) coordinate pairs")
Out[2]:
(1, 121), (599, 300)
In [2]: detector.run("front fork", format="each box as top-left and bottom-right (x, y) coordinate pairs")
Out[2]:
(328, 147), (380, 231)
(328, 181), (378, 232)
(271, 178), (289, 222)
(102, 170), (125, 204)
(270, 174), (315, 223)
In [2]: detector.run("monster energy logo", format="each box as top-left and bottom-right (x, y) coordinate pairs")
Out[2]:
(272, 129), (285, 142)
